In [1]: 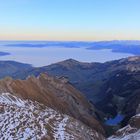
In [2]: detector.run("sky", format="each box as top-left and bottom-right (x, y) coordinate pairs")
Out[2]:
(0, 0), (140, 41)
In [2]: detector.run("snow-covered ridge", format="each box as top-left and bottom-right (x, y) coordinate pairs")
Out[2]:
(0, 93), (104, 140)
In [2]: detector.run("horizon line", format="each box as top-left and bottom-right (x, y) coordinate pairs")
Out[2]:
(0, 39), (140, 42)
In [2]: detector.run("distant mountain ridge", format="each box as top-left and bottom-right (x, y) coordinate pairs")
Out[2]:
(0, 61), (32, 79)
(3, 40), (140, 54)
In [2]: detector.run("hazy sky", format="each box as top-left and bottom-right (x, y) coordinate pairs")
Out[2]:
(0, 0), (140, 41)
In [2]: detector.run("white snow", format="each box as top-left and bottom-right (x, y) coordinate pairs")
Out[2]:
(0, 93), (58, 139)
(135, 113), (140, 117)
(0, 92), (26, 107)
(54, 116), (69, 140)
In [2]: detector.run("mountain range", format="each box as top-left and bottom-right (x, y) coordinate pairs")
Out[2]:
(0, 56), (140, 139)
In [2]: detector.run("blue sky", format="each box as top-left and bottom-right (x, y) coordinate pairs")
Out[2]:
(0, 0), (140, 41)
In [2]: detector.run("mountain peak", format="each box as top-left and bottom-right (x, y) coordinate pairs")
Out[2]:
(60, 58), (80, 64)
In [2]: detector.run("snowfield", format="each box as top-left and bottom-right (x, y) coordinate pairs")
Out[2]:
(0, 93), (103, 140)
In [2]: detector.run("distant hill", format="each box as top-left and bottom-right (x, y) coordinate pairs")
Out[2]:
(0, 61), (32, 78)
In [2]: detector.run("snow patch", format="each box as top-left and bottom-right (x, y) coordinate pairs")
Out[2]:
(54, 116), (69, 140)
(0, 92), (26, 107)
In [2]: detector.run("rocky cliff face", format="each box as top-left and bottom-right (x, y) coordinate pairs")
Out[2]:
(0, 74), (105, 139)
